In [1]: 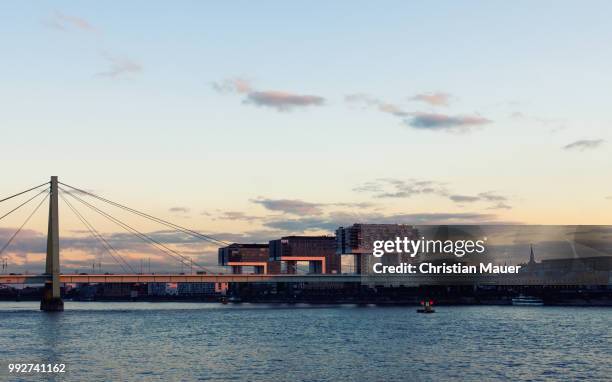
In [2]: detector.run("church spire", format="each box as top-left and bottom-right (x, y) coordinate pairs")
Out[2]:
(529, 244), (535, 265)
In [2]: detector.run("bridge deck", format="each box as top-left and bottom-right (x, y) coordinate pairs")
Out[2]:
(1, 273), (607, 285)
(0, 274), (363, 284)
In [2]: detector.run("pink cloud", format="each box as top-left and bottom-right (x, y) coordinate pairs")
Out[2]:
(409, 92), (451, 107)
(46, 11), (96, 32)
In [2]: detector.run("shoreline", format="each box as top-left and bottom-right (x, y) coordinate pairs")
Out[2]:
(2, 297), (611, 307)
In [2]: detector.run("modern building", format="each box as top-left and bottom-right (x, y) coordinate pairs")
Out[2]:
(336, 224), (420, 274)
(218, 243), (280, 274)
(269, 236), (339, 274)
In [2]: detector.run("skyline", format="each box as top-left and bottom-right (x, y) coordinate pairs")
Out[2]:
(1, 2), (611, 272)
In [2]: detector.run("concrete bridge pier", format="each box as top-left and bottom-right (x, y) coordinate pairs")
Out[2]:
(40, 176), (63, 312)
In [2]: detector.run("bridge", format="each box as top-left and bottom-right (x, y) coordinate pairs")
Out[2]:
(0, 177), (367, 311)
(0, 273), (362, 284)
(5, 178), (604, 310)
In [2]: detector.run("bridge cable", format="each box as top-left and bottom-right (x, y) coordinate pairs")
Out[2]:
(60, 192), (135, 273)
(0, 182), (49, 204)
(61, 181), (230, 246)
(0, 191), (49, 257)
(59, 191), (135, 274)
(59, 182), (231, 246)
(60, 186), (192, 270)
(60, 186), (212, 273)
(0, 188), (49, 223)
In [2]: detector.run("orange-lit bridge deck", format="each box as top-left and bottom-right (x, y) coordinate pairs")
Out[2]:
(0, 274), (363, 285)
(1, 273), (607, 286)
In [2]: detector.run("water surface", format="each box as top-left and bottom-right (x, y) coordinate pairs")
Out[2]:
(0, 302), (610, 381)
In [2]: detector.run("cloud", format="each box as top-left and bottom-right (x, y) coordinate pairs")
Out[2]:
(449, 195), (480, 203)
(263, 211), (502, 234)
(211, 77), (252, 94)
(487, 202), (512, 210)
(97, 54), (142, 78)
(562, 139), (605, 151)
(379, 212), (500, 224)
(213, 77), (325, 111)
(408, 92), (451, 107)
(346, 93), (490, 132)
(251, 198), (324, 215)
(353, 178), (447, 199)
(264, 217), (340, 232)
(211, 230), (288, 244)
(405, 113), (491, 131)
(44, 11), (95, 32)
(236, 199), (374, 219)
(245, 91), (325, 111)
(44, 13), (140, 80)
(450, 192), (511, 209)
(345, 94), (409, 117)
(0, 228), (46, 254)
(354, 179), (511, 209)
(330, 202), (376, 209)
(478, 192), (508, 202)
(377, 103), (410, 117)
(352, 181), (383, 193)
(449, 192), (507, 203)
(169, 207), (190, 214)
(217, 211), (261, 222)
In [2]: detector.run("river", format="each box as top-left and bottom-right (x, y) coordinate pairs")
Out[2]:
(0, 302), (610, 381)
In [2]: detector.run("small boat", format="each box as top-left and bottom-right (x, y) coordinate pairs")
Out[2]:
(417, 299), (435, 313)
(219, 297), (228, 305)
(512, 295), (544, 306)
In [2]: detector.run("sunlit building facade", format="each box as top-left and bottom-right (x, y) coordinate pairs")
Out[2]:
(218, 243), (280, 274)
(269, 236), (340, 274)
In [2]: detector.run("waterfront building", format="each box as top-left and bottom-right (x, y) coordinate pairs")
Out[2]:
(218, 243), (280, 274)
(269, 236), (339, 274)
(336, 224), (420, 274)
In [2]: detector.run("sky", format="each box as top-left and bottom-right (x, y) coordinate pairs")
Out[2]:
(1, 1), (611, 273)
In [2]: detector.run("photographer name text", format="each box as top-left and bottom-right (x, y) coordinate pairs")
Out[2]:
(371, 237), (521, 274)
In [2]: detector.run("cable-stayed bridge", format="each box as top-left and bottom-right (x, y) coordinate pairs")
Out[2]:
(0, 177), (360, 311)
(5, 177), (586, 311)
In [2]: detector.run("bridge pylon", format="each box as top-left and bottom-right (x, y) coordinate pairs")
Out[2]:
(40, 176), (63, 312)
